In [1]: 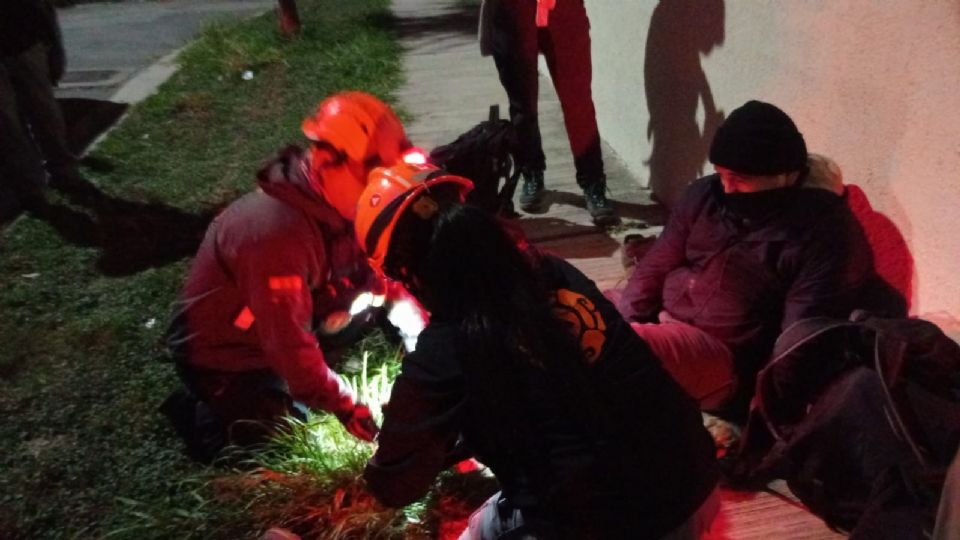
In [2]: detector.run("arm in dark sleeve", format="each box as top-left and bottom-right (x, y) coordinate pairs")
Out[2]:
(237, 233), (354, 415)
(365, 334), (465, 507)
(781, 210), (873, 328)
(617, 183), (703, 322)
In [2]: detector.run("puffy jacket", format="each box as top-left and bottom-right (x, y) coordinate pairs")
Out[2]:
(168, 146), (375, 414)
(365, 255), (718, 538)
(617, 174), (897, 405)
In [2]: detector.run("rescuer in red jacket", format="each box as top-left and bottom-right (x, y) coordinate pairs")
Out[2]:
(162, 91), (411, 462)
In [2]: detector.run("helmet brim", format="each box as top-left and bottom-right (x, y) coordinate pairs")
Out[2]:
(360, 172), (473, 276)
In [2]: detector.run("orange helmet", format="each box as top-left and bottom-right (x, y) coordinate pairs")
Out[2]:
(302, 91), (408, 164)
(355, 161), (473, 276)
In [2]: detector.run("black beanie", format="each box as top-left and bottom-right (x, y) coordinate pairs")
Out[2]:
(709, 100), (807, 175)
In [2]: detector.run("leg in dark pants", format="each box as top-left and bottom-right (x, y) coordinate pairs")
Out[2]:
(162, 362), (307, 462)
(4, 43), (77, 183)
(491, 0), (544, 175)
(0, 54), (48, 212)
(539, 0), (603, 183)
(490, 0), (614, 223)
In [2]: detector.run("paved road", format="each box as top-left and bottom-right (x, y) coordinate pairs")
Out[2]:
(55, 0), (274, 101)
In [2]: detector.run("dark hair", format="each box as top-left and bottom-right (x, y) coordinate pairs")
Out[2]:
(386, 202), (587, 454)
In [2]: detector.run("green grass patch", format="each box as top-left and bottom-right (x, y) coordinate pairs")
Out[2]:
(0, 1), (411, 538)
(203, 343), (497, 540)
(208, 350), (424, 539)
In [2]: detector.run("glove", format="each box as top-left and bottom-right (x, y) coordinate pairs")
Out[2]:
(336, 402), (380, 442)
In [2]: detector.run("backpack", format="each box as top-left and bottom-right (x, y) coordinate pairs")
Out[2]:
(730, 312), (960, 539)
(429, 105), (520, 216)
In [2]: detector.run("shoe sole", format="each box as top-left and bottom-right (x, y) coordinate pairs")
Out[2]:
(519, 194), (545, 213)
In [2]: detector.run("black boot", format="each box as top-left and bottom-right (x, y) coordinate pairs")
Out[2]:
(580, 175), (618, 226)
(518, 169), (545, 213)
(160, 388), (225, 463)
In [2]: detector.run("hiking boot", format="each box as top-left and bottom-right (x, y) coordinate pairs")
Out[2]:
(581, 178), (618, 226)
(160, 388), (226, 463)
(518, 170), (545, 213)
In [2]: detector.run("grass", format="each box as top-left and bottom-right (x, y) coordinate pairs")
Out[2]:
(208, 348), (424, 540)
(0, 1), (418, 538)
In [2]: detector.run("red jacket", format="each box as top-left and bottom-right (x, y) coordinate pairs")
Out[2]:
(170, 146), (375, 414)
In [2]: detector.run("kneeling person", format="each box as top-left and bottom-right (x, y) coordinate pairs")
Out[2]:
(356, 170), (720, 539)
(162, 92), (409, 461)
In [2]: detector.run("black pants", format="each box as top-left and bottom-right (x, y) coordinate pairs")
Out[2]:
(490, 0), (603, 184)
(162, 361), (307, 461)
(0, 43), (76, 206)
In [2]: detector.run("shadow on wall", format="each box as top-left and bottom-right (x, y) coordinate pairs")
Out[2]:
(644, 0), (725, 210)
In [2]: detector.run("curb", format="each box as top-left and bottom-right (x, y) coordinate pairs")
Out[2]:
(109, 48), (184, 104)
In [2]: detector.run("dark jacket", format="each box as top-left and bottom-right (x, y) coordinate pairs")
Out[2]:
(618, 175), (884, 399)
(168, 146), (374, 414)
(1, 1), (59, 57)
(365, 255), (718, 538)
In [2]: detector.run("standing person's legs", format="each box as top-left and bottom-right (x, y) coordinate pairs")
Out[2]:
(0, 58), (48, 211)
(631, 315), (736, 410)
(491, 0), (543, 174)
(492, 0), (548, 212)
(540, 0), (615, 224)
(6, 43), (78, 185)
(540, 0), (602, 182)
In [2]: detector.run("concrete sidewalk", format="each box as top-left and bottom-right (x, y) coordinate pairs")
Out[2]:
(391, 0), (662, 293)
(390, 1), (844, 538)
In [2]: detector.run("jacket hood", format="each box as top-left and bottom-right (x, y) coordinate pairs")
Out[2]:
(803, 153), (845, 195)
(256, 145), (349, 233)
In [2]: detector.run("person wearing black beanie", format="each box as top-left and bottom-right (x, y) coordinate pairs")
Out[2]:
(706, 100), (811, 221)
(615, 100), (903, 421)
(709, 100), (808, 176)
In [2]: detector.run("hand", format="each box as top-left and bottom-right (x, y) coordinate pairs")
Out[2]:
(337, 403), (380, 442)
(319, 310), (352, 335)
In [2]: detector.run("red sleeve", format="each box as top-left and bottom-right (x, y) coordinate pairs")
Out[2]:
(235, 231), (354, 415)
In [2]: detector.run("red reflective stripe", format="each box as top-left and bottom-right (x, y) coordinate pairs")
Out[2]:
(268, 275), (303, 291)
(233, 306), (255, 330)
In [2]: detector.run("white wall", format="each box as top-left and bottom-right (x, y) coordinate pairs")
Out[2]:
(586, 0), (960, 326)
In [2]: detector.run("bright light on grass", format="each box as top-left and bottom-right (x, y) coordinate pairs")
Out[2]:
(227, 331), (501, 539)
(211, 332), (432, 539)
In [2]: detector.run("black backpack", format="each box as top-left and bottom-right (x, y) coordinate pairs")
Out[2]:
(729, 312), (960, 539)
(429, 105), (520, 216)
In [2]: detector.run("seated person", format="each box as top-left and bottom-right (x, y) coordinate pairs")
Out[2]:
(356, 173), (720, 539)
(617, 100), (905, 418)
(161, 92), (412, 461)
